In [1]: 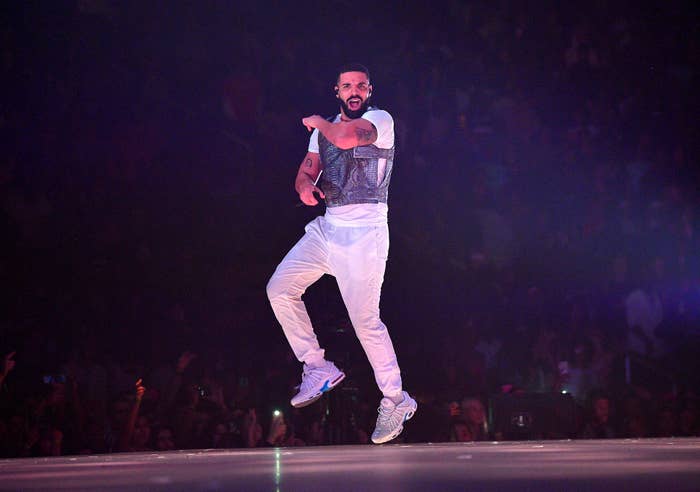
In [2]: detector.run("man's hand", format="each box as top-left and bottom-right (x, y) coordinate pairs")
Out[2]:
(295, 152), (323, 206)
(302, 115), (326, 132)
(298, 181), (325, 206)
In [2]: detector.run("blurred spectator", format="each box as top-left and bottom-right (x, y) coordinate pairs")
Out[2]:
(241, 408), (263, 448)
(621, 393), (651, 438)
(209, 421), (238, 449)
(655, 406), (679, 438)
(560, 339), (597, 404)
(579, 394), (615, 439)
(460, 398), (489, 441)
(449, 419), (473, 442)
(117, 378), (146, 452)
(625, 264), (668, 359)
(0, 352), (16, 388)
(678, 402), (699, 437)
(264, 411), (304, 447)
(154, 425), (176, 452)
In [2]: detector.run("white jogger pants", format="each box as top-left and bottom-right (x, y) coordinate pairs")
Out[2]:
(266, 216), (402, 398)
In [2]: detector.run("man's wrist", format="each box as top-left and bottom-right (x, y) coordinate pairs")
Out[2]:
(296, 174), (315, 192)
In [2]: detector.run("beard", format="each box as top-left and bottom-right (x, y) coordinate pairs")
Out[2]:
(340, 96), (371, 119)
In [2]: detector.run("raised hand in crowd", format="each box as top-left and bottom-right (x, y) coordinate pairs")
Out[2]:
(118, 378), (146, 452)
(242, 408), (262, 448)
(0, 351), (16, 387)
(158, 350), (197, 418)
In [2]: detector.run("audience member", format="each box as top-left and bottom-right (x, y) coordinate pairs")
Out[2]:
(579, 394), (615, 439)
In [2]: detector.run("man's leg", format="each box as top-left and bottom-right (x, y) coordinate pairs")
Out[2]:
(267, 217), (345, 407)
(331, 223), (416, 443)
(267, 217), (329, 366)
(331, 223), (402, 398)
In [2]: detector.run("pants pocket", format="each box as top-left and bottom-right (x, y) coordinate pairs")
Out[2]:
(375, 224), (389, 261)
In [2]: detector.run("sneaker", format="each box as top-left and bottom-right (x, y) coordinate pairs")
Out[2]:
(290, 361), (345, 408)
(371, 391), (417, 444)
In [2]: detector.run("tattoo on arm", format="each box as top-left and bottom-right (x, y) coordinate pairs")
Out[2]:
(305, 158), (313, 168)
(354, 125), (377, 144)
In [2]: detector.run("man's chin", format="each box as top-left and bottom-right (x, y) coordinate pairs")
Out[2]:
(344, 108), (364, 119)
(341, 100), (370, 119)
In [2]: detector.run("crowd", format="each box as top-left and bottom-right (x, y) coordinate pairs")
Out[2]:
(1, 2), (698, 456)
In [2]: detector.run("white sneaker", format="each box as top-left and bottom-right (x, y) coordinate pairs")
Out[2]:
(371, 391), (417, 444)
(290, 361), (345, 408)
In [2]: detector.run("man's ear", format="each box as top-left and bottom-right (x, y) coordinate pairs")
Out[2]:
(334, 86), (339, 97)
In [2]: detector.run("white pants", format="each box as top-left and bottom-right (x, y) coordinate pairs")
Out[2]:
(266, 216), (402, 398)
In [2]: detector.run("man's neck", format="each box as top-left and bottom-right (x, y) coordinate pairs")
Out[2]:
(339, 111), (353, 122)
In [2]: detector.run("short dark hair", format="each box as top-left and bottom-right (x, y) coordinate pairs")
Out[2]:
(336, 63), (370, 83)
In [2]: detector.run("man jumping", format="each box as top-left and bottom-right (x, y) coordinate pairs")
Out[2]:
(266, 63), (416, 444)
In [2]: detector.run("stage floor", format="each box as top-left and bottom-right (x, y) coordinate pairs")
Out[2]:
(1, 438), (699, 491)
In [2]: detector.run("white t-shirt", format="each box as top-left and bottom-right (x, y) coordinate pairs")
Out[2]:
(308, 109), (394, 226)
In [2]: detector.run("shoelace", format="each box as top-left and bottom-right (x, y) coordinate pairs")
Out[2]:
(376, 403), (401, 428)
(299, 366), (324, 392)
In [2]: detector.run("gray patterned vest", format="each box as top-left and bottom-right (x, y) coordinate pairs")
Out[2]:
(317, 109), (395, 208)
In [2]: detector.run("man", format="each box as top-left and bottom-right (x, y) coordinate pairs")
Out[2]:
(267, 63), (416, 444)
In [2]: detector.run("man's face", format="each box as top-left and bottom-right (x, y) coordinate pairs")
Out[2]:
(336, 71), (372, 119)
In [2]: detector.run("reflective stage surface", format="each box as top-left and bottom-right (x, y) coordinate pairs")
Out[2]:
(1, 439), (699, 491)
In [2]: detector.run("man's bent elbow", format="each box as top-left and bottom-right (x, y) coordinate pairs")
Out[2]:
(266, 274), (289, 304)
(266, 276), (280, 302)
(332, 136), (357, 150)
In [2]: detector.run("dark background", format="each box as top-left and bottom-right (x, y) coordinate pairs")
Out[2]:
(1, 0), (699, 453)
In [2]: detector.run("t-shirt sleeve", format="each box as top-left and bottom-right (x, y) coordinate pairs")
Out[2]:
(361, 110), (394, 149)
(307, 129), (320, 153)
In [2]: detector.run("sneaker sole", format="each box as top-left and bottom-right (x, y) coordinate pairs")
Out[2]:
(291, 371), (346, 408)
(371, 400), (418, 444)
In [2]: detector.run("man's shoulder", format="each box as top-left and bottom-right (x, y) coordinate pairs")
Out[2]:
(363, 107), (393, 119)
(361, 108), (394, 149)
(361, 108), (393, 130)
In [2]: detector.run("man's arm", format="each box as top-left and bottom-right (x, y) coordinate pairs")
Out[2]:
(0, 351), (15, 388)
(295, 151), (325, 206)
(302, 116), (377, 150)
(118, 378), (145, 452)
